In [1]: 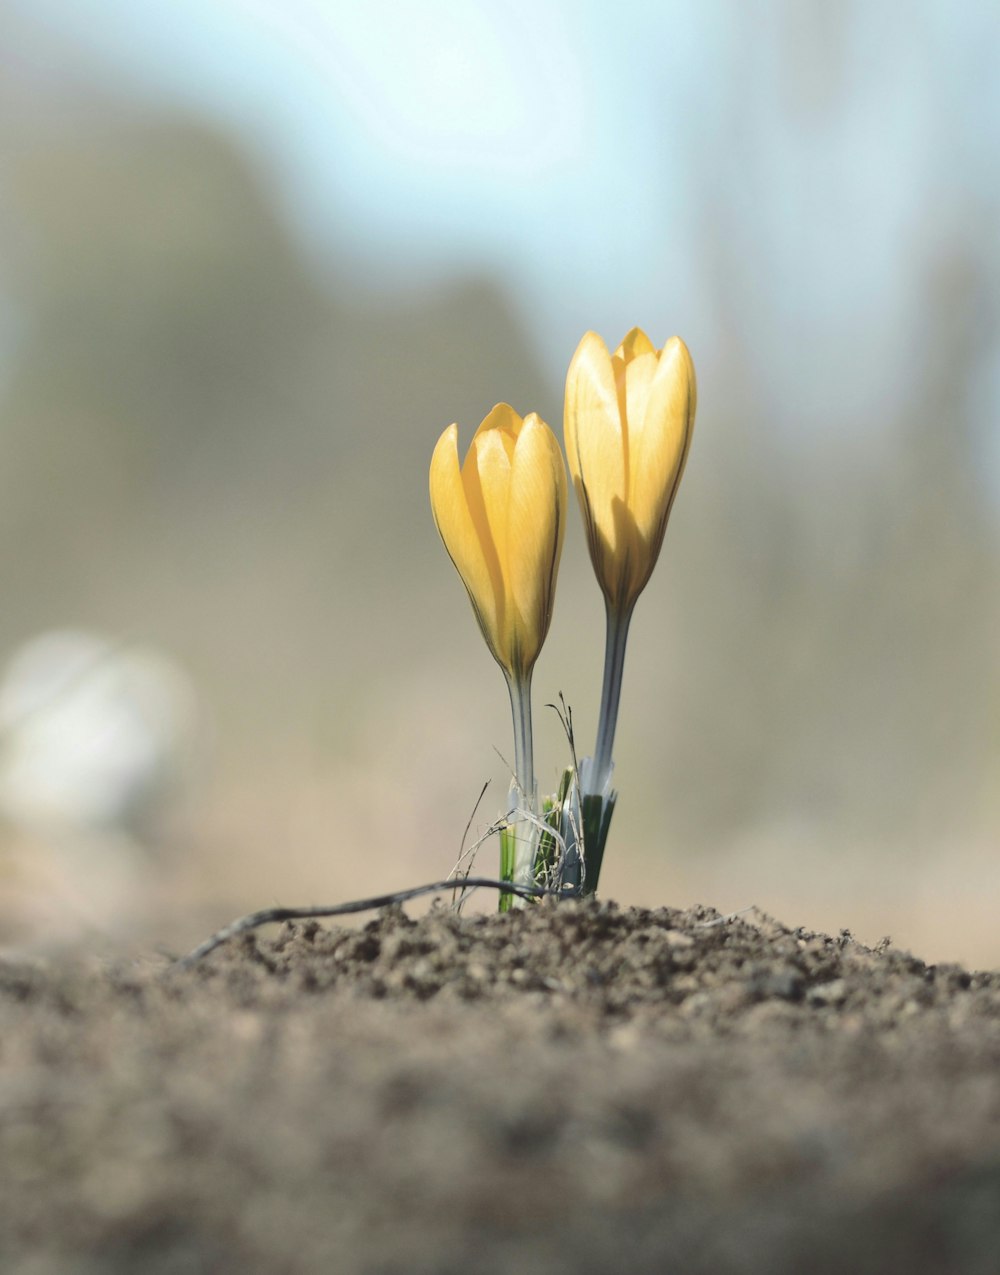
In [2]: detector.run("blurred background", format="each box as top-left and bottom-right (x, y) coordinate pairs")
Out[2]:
(0, 0), (997, 963)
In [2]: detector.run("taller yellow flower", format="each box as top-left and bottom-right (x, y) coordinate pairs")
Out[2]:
(558, 328), (697, 894)
(430, 403), (567, 897)
(565, 328), (696, 614)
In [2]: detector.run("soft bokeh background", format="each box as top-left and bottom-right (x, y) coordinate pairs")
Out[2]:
(0, 0), (997, 963)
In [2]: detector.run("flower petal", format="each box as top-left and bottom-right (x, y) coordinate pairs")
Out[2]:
(506, 414), (567, 672)
(628, 336), (697, 561)
(472, 401), (522, 450)
(564, 332), (627, 597)
(615, 327), (657, 361)
(466, 405), (519, 581)
(621, 349), (659, 466)
(429, 423), (504, 666)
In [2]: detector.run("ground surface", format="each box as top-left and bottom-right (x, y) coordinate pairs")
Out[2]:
(2, 897), (999, 1274)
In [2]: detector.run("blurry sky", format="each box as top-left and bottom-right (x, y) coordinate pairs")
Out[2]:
(0, 0), (998, 963)
(8, 0), (1000, 456)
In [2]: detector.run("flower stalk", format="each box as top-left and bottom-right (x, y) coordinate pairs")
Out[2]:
(499, 669), (538, 909)
(549, 598), (633, 899)
(505, 671), (535, 820)
(592, 600), (633, 796)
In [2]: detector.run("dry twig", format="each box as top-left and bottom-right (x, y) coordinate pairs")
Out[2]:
(175, 876), (555, 969)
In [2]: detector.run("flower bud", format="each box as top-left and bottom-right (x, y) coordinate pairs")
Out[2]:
(565, 328), (696, 613)
(430, 404), (568, 683)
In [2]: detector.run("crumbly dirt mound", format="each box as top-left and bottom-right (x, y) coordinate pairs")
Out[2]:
(2, 899), (999, 1274)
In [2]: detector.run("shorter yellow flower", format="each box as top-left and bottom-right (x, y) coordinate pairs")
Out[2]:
(564, 328), (696, 614)
(430, 403), (568, 686)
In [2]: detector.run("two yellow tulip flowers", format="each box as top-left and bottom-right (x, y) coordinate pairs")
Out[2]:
(430, 327), (697, 899)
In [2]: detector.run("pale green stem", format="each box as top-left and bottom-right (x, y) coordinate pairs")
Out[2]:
(591, 601), (634, 794)
(504, 669), (536, 886)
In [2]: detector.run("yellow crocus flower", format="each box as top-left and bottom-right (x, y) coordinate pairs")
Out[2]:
(556, 328), (697, 885)
(431, 403), (567, 898)
(564, 328), (696, 615)
(430, 403), (568, 686)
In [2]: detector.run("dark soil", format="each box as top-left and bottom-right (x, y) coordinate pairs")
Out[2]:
(2, 898), (1000, 1274)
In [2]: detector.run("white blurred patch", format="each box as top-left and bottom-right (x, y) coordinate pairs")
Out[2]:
(0, 630), (198, 839)
(0, 630), (201, 950)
